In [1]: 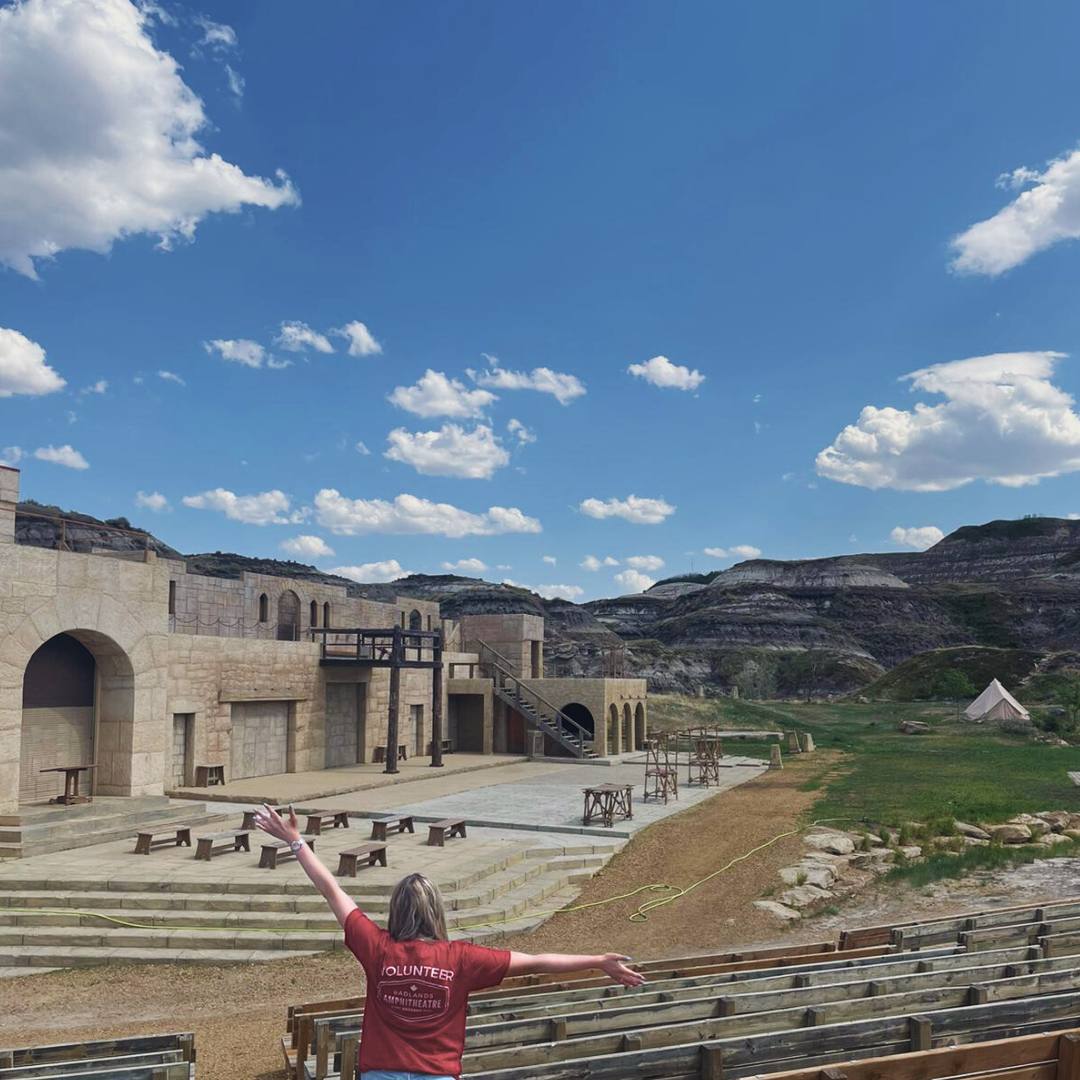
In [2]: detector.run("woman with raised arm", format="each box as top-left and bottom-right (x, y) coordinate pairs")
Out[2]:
(254, 804), (643, 1080)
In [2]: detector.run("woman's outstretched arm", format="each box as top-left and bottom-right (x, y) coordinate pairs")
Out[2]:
(506, 951), (645, 987)
(254, 804), (358, 929)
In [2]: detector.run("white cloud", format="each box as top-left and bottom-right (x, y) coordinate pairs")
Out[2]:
(314, 489), (541, 538)
(1, 446), (24, 466)
(276, 320), (334, 354)
(470, 356), (585, 405)
(389, 370), (496, 419)
(625, 554), (665, 572)
(355, 441), (371, 456)
(627, 355), (705, 391)
(329, 560), (410, 584)
(194, 15), (236, 50)
(224, 64), (244, 101)
(704, 544), (763, 560)
(580, 554), (619, 571)
(507, 418), (537, 444)
(0, 0), (297, 279)
(135, 490), (169, 512)
(0, 328), (66, 397)
(441, 557), (488, 573)
(384, 423), (509, 480)
(542, 555), (557, 565)
(158, 369), (185, 385)
(951, 149), (1080, 275)
(334, 321), (382, 357)
(35, 444), (88, 470)
(579, 495), (676, 525)
(267, 356), (292, 370)
(281, 534), (335, 559)
(614, 568), (655, 593)
(204, 339), (266, 369)
(816, 352), (1080, 491)
(890, 525), (945, 550)
(80, 379), (108, 395)
(537, 584), (584, 601)
(182, 488), (302, 525)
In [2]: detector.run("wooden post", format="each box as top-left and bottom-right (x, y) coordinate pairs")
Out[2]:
(699, 1045), (724, 1079)
(909, 1014), (932, 1051)
(385, 628), (401, 774)
(1058, 1032), (1080, 1079)
(431, 632), (444, 768)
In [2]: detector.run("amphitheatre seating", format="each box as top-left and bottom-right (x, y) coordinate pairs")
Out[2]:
(193, 829), (250, 860)
(285, 897), (1080, 1080)
(132, 825), (193, 855)
(335, 842), (388, 877)
(303, 810), (350, 836)
(369, 815), (414, 841)
(0, 1033), (195, 1080)
(745, 1028), (1080, 1079)
(260, 837), (316, 869)
(427, 818), (466, 846)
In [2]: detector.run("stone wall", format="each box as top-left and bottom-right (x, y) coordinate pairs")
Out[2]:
(458, 613), (544, 677)
(519, 676), (647, 754)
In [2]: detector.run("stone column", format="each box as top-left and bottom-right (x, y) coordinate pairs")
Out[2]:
(0, 466), (18, 544)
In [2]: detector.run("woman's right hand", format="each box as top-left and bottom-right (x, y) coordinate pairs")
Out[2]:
(600, 954), (646, 988)
(253, 803), (302, 844)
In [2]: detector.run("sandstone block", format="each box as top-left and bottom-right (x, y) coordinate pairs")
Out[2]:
(804, 831), (855, 855)
(778, 884), (833, 909)
(779, 864), (836, 889)
(954, 821), (991, 841)
(990, 823), (1032, 844)
(753, 900), (801, 922)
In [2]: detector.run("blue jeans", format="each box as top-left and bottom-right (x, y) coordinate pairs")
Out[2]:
(360, 1073), (455, 1080)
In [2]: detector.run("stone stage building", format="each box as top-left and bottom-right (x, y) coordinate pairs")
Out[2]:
(0, 466), (646, 821)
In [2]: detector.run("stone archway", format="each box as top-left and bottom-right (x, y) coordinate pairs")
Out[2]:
(608, 704), (620, 755)
(560, 702), (595, 743)
(622, 703), (632, 752)
(19, 629), (135, 803)
(634, 701), (646, 751)
(277, 590), (300, 641)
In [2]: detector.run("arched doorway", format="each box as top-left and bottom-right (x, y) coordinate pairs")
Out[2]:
(634, 702), (646, 751)
(560, 702), (594, 743)
(622, 703), (632, 752)
(608, 704), (619, 755)
(20, 630), (134, 803)
(277, 590), (300, 641)
(408, 609), (423, 631)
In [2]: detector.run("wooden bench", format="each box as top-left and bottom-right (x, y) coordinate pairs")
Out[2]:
(260, 837), (316, 869)
(335, 842), (388, 876)
(133, 826), (193, 855)
(194, 763), (225, 786)
(194, 829), (250, 860)
(427, 818), (466, 847)
(373, 744), (407, 764)
(427, 739), (454, 755)
(369, 814), (415, 841)
(303, 808), (350, 835)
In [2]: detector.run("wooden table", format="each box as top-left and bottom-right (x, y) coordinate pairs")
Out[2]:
(373, 744), (408, 764)
(582, 783), (634, 828)
(40, 763), (96, 805)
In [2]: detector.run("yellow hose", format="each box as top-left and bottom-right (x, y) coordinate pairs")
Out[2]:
(2, 817), (856, 934)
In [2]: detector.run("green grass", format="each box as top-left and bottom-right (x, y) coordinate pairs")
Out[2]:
(649, 694), (1080, 827)
(864, 645), (1040, 701)
(885, 838), (1080, 888)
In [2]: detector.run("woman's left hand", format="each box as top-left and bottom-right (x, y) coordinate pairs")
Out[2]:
(253, 803), (302, 844)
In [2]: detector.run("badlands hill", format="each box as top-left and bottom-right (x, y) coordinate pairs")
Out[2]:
(17, 499), (1080, 696)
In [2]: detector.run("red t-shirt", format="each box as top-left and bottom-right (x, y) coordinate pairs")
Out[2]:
(344, 908), (510, 1078)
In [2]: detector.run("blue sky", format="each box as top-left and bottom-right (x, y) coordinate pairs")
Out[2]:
(5, 0), (1080, 600)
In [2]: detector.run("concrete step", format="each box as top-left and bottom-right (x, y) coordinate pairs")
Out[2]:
(0, 945), (323, 968)
(0, 965), (62, 978)
(0, 924), (343, 952)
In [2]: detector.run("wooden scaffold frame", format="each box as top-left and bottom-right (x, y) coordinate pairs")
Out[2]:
(683, 726), (723, 787)
(642, 732), (678, 803)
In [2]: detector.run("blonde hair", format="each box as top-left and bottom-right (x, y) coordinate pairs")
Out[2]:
(387, 873), (448, 941)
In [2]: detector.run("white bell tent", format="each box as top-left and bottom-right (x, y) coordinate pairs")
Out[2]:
(964, 678), (1030, 723)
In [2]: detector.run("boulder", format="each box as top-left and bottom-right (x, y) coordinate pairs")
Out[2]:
(898, 720), (930, 735)
(990, 823), (1032, 844)
(778, 884), (833, 909)
(1064, 828), (1080, 841)
(954, 821), (991, 841)
(962, 836), (990, 847)
(754, 900), (801, 921)
(851, 849), (894, 871)
(1034, 832), (1072, 847)
(804, 831), (856, 856)
(1008, 815), (1050, 837)
(896, 845), (923, 860)
(1037, 811), (1072, 832)
(779, 864), (836, 889)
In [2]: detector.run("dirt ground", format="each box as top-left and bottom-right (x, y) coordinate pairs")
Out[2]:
(5, 750), (1078, 1080)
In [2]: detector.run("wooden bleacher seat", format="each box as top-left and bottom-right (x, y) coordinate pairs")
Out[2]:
(426, 818), (466, 846)
(0, 1033), (194, 1080)
(260, 837), (316, 869)
(132, 826), (193, 855)
(335, 842), (388, 877)
(369, 815), (414, 841)
(193, 829), (250, 860)
(303, 809), (350, 835)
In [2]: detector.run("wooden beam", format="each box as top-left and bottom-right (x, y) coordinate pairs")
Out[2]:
(384, 627), (401, 774)
(909, 1015), (931, 1051)
(1059, 1033), (1080, 1080)
(431, 635), (444, 768)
